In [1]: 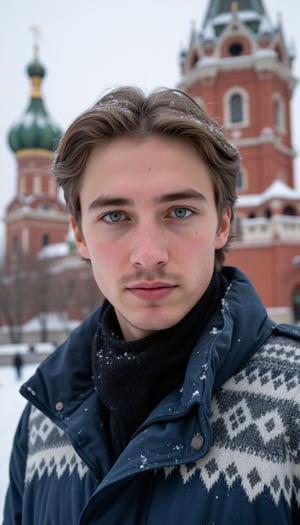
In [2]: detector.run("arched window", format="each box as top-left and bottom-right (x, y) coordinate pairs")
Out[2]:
(273, 94), (286, 133)
(230, 93), (243, 123)
(264, 208), (272, 219)
(224, 88), (249, 128)
(273, 98), (280, 128)
(12, 235), (19, 253)
(41, 233), (50, 247)
(237, 168), (247, 191)
(283, 205), (296, 216)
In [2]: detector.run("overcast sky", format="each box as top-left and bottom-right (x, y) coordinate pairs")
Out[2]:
(1, 0), (300, 250)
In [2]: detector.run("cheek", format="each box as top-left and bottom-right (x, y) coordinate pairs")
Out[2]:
(174, 235), (215, 266)
(88, 241), (122, 285)
(90, 260), (112, 298)
(193, 228), (218, 251)
(84, 232), (115, 260)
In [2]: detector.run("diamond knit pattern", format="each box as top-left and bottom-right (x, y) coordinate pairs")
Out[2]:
(25, 407), (89, 483)
(165, 335), (300, 506)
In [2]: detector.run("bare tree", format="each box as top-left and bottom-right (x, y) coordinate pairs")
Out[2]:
(0, 251), (32, 342)
(0, 247), (103, 343)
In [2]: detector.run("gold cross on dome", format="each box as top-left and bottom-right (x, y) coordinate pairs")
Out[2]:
(30, 25), (42, 58)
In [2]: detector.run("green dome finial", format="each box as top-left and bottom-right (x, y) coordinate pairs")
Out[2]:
(8, 30), (62, 154)
(26, 26), (45, 98)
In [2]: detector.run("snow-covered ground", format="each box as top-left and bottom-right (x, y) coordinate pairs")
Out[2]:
(0, 363), (38, 518)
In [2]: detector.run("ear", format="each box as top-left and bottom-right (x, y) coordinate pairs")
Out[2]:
(70, 216), (90, 260)
(215, 207), (231, 249)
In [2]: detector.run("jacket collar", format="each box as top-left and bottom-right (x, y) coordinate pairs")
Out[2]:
(95, 267), (275, 490)
(182, 266), (274, 408)
(20, 267), (274, 421)
(131, 266), (274, 433)
(20, 306), (100, 421)
(20, 267), (276, 487)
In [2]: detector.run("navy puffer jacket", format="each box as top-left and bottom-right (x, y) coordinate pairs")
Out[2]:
(3, 267), (300, 524)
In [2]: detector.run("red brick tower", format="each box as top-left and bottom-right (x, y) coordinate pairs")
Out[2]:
(0, 46), (102, 342)
(179, 0), (300, 324)
(5, 47), (69, 272)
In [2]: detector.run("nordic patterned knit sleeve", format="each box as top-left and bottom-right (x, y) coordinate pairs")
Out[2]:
(2, 403), (31, 525)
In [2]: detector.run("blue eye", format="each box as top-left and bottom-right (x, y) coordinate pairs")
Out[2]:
(103, 212), (126, 223)
(170, 207), (193, 219)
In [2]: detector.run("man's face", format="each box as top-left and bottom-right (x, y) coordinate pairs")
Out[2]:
(71, 136), (230, 341)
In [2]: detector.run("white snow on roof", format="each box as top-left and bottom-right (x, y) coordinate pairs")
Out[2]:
(237, 180), (300, 208)
(210, 11), (261, 27)
(203, 21), (215, 41)
(196, 48), (276, 69)
(38, 242), (70, 259)
(199, 56), (220, 65)
(254, 48), (276, 58)
(259, 14), (273, 35)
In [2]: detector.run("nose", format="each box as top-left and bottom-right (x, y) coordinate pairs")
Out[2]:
(130, 223), (169, 269)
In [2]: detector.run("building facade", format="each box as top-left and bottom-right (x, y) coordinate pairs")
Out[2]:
(1, 48), (101, 344)
(179, 0), (300, 323)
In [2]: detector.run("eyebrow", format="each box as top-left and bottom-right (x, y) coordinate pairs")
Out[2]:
(88, 189), (207, 213)
(88, 197), (134, 213)
(156, 189), (207, 204)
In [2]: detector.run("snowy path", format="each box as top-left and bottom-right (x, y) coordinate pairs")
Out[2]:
(0, 364), (37, 519)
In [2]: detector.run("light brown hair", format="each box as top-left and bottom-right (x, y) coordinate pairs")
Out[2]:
(53, 86), (240, 268)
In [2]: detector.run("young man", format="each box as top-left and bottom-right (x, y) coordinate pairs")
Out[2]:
(3, 87), (300, 524)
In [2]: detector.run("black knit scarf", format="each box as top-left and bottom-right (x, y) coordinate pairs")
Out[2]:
(92, 271), (227, 459)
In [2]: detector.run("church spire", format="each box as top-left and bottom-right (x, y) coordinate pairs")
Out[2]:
(203, 0), (267, 27)
(8, 32), (61, 154)
(28, 26), (44, 99)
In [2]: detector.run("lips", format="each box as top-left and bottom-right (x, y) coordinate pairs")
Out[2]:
(127, 281), (176, 301)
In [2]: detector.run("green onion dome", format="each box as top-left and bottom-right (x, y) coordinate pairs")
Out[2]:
(8, 56), (62, 153)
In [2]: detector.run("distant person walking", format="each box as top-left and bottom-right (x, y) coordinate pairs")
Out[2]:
(13, 352), (23, 380)
(27, 344), (36, 364)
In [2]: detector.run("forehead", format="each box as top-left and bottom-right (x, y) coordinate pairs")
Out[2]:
(84, 135), (208, 175)
(79, 135), (215, 205)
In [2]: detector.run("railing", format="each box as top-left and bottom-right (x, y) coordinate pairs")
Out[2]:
(233, 215), (300, 244)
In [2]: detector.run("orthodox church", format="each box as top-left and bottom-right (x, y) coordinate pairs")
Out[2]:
(2, 44), (100, 343)
(6, 49), (68, 267)
(1, 0), (300, 343)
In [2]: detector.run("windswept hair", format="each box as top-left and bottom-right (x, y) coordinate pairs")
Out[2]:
(53, 86), (240, 268)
